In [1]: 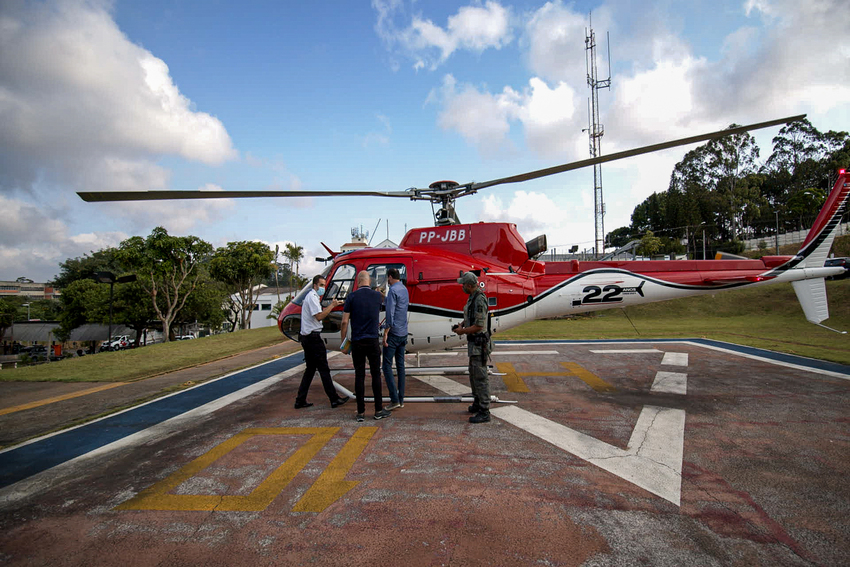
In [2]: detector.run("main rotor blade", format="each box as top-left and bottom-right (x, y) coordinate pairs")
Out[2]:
(470, 114), (806, 191)
(77, 189), (415, 202)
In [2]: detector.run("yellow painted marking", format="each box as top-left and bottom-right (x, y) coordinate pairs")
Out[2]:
(560, 362), (617, 392)
(0, 382), (126, 417)
(116, 427), (338, 512)
(495, 360), (615, 393)
(292, 427), (378, 512)
(494, 362), (530, 392)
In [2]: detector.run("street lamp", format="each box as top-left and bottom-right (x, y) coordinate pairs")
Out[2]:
(22, 303), (30, 321)
(93, 272), (137, 350)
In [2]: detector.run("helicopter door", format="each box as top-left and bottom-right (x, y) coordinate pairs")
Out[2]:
(366, 262), (409, 296)
(495, 280), (534, 331)
(319, 263), (357, 334)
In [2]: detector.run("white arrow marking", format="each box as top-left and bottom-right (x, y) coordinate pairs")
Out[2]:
(590, 349), (662, 354)
(661, 352), (688, 366)
(491, 405), (685, 506)
(651, 371), (688, 395)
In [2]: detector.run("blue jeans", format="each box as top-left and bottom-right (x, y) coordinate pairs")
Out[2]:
(382, 333), (407, 404)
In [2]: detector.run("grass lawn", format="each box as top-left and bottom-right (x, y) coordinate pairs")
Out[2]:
(1, 326), (299, 383)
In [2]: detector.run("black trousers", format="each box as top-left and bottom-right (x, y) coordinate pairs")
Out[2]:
(296, 332), (338, 404)
(352, 337), (383, 414)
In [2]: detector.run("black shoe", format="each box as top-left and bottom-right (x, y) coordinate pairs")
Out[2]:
(468, 403), (481, 414)
(469, 410), (491, 424)
(331, 396), (349, 408)
(373, 408), (392, 420)
(294, 401), (314, 409)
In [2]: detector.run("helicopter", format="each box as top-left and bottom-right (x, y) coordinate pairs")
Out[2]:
(78, 114), (849, 349)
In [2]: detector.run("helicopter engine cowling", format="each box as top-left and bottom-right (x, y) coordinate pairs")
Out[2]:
(525, 234), (547, 259)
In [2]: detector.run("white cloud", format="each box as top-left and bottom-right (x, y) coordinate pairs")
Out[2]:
(0, 194), (127, 282)
(0, 0), (237, 196)
(363, 114), (392, 147)
(374, 0), (513, 70)
(429, 73), (583, 159)
(523, 0), (601, 85)
(479, 189), (595, 250)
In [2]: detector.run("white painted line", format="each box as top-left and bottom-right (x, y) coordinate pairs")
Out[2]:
(661, 352), (688, 366)
(413, 352), (459, 356)
(651, 371), (688, 395)
(491, 351), (560, 355)
(589, 349), (662, 354)
(688, 341), (850, 380)
(414, 375), (470, 396)
(491, 405), (684, 506)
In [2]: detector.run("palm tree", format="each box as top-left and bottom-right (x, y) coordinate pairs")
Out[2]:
(284, 243), (304, 299)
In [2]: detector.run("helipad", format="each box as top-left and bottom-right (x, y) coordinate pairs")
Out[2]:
(1, 340), (848, 566)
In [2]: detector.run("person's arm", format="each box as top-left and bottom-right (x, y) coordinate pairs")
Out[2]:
(340, 312), (350, 341)
(455, 323), (483, 335)
(316, 298), (341, 321)
(384, 287), (395, 331)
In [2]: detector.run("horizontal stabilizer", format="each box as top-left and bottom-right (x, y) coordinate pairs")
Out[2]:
(714, 251), (749, 260)
(792, 278), (829, 324)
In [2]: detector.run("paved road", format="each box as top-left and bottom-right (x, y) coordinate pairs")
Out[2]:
(0, 341), (301, 449)
(1, 339), (849, 566)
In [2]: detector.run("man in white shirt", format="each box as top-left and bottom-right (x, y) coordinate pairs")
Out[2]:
(295, 275), (350, 409)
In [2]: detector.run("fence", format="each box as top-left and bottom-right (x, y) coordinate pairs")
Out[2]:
(742, 221), (849, 252)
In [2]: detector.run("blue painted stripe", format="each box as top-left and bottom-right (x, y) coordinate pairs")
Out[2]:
(496, 339), (850, 375)
(0, 351), (305, 490)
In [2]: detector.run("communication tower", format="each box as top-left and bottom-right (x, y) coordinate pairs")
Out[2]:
(585, 18), (611, 257)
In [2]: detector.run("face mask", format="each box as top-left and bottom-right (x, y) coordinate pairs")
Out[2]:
(317, 286), (325, 296)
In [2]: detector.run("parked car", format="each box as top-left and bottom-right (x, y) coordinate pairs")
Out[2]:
(176, 335), (195, 340)
(825, 257), (849, 280)
(110, 335), (130, 349)
(99, 335), (130, 352)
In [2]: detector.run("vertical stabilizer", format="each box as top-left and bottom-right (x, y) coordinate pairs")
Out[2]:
(794, 171), (849, 268)
(792, 278), (829, 324)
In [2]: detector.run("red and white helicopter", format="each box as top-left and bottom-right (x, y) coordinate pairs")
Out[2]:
(78, 114), (849, 349)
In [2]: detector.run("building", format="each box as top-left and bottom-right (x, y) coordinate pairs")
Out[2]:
(0, 278), (59, 300)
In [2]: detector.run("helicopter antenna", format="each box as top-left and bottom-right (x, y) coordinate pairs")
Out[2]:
(368, 218), (381, 246)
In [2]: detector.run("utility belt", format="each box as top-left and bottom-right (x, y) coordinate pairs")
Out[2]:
(468, 332), (490, 347)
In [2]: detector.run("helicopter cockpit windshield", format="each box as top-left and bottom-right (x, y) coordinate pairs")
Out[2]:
(323, 264), (356, 306)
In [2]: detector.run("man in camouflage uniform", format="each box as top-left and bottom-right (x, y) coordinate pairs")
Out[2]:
(452, 271), (492, 424)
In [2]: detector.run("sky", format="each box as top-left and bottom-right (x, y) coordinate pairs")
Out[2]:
(1, 0), (848, 284)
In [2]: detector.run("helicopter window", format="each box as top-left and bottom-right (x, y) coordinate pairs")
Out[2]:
(366, 263), (407, 291)
(291, 264), (332, 306)
(324, 264), (356, 305)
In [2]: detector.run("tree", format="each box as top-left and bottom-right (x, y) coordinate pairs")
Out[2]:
(55, 279), (103, 341)
(171, 276), (229, 334)
(51, 248), (121, 289)
(210, 241), (275, 330)
(636, 231), (663, 257)
(0, 299), (17, 342)
(605, 226), (634, 249)
(116, 227), (213, 342)
(284, 243), (304, 294)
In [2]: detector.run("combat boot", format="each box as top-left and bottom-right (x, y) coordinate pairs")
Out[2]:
(467, 402), (481, 414)
(469, 410), (491, 424)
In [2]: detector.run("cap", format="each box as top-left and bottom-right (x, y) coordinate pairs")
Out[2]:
(457, 271), (478, 285)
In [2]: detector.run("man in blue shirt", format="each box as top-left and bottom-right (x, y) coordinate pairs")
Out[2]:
(382, 268), (409, 410)
(340, 271), (391, 421)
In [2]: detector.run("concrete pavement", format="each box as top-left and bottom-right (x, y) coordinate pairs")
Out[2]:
(1, 339), (849, 566)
